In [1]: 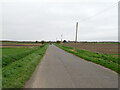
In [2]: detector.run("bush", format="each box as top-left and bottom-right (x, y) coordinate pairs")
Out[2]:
(56, 41), (61, 43)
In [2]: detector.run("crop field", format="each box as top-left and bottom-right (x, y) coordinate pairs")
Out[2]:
(2, 42), (48, 88)
(63, 43), (119, 55)
(1, 41), (41, 48)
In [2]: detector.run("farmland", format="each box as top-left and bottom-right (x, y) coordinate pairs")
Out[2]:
(2, 42), (48, 88)
(55, 43), (120, 74)
(1, 41), (41, 48)
(1, 41), (119, 88)
(63, 42), (119, 54)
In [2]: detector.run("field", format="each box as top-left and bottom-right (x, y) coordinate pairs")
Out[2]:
(1, 41), (41, 48)
(55, 43), (120, 74)
(1, 41), (120, 88)
(2, 42), (48, 88)
(63, 43), (119, 54)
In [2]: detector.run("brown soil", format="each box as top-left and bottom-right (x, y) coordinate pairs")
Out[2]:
(63, 43), (119, 54)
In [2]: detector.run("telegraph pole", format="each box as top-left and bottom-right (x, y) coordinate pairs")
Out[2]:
(75, 22), (78, 43)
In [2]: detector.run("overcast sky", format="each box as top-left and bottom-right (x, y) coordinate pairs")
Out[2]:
(1, 0), (119, 41)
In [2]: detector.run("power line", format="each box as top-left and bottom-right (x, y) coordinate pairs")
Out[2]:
(74, 2), (119, 42)
(79, 2), (118, 23)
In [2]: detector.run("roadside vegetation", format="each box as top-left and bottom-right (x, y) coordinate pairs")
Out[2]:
(55, 44), (120, 74)
(2, 44), (48, 88)
(0, 48), (2, 89)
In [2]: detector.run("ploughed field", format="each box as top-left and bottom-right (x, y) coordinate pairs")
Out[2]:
(63, 43), (119, 54)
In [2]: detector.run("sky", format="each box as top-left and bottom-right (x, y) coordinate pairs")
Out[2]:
(1, 0), (119, 41)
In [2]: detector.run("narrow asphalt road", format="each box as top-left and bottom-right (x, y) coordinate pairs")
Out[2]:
(24, 45), (118, 88)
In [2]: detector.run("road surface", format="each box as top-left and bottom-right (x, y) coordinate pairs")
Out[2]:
(24, 45), (118, 88)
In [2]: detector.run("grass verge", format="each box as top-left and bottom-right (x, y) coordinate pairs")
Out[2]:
(0, 48), (2, 89)
(2, 44), (48, 88)
(55, 44), (120, 74)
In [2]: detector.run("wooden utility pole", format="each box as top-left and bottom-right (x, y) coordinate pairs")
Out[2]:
(75, 22), (78, 43)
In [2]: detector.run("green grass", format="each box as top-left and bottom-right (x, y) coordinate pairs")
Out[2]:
(2, 44), (48, 88)
(2, 47), (42, 67)
(2, 48), (29, 55)
(0, 48), (2, 89)
(55, 44), (120, 74)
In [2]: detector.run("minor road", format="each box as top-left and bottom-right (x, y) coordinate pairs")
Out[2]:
(24, 45), (118, 88)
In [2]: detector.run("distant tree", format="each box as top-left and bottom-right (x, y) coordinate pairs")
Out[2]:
(56, 41), (61, 43)
(36, 41), (38, 43)
(63, 40), (67, 43)
(41, 41), (45, 44)
(49, 41), (52, 45)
